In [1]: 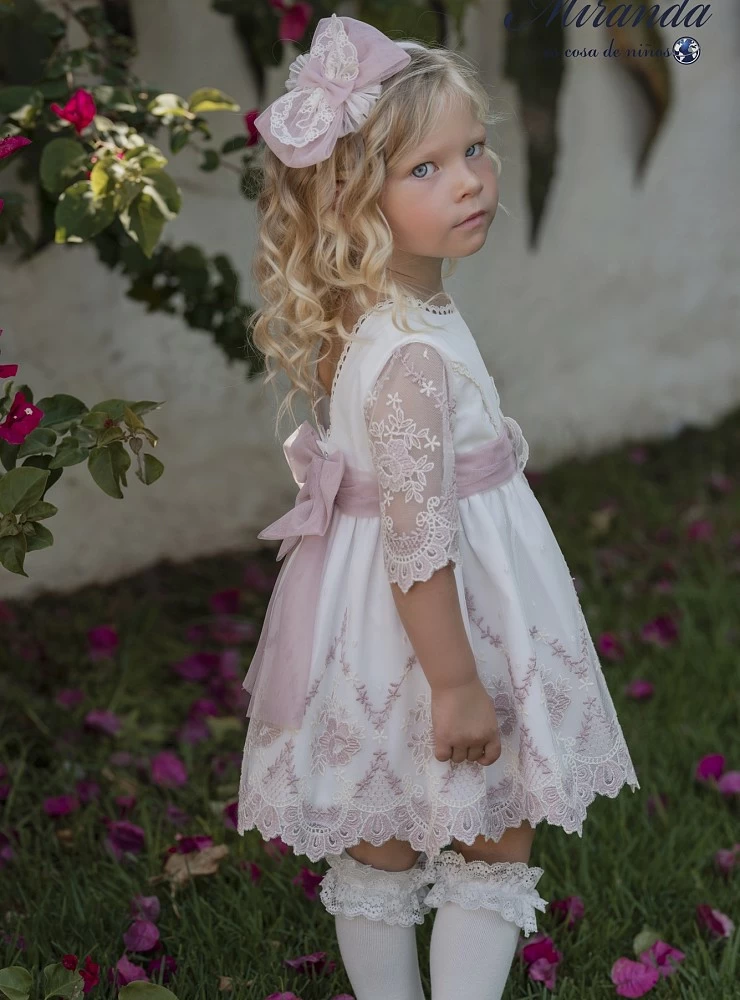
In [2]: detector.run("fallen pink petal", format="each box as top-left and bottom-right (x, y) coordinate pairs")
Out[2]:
(123, 919), (160, 952)
(108, 954), (149, 987)
(716, 770), (740, 796)
(694, 752), (725, 782)
(43, 794), (80, 818)
(131, 894), (161, 922)
(611, 956), (661, 997)
(84, 708), (122, 736)
(150, 749), (188, 787)
(625, 679), (654, 700)
(0, 135), (32, 159)
(638, 939), (686, 978)
(696, 904), (735, 938)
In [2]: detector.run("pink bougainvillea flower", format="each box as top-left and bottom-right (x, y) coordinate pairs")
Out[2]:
(61, 955), (100, 995)
(223, 800), (238, 831)
(714, 844), (740, 877)
(687, 518), (713, 541)
(50, 88), (96, 135)
(243, 109), (260, 146)
(108, 954), (149, 987)
(76, 779), (100, 805)
(625, 679), (654, 701)
(597, 631), (624, 660)
(517, 934), (563, 990)
(209, 587), (241, 615)
(0, 136), (31, 159)
(610, 956), (660, 997)
(0, 361), (18, 378)
(0, 391), (44, 445)
(43, 794), (80, 818)
(696, 904), (735, 938)
(548, 894), (584, 929)
(165, 803), (189, 826)
(56, 687), (85, 709)
(292, 865), (324, 902)
(131, 894), (161, 922)
(102, 818), (146, 860)
(283, 950), (336, 977)
(717, 770), (740, 796)
(84, 708), (122, 736)
(640, 614), (679, 647)
(172, 649), (221, 681)
(167, 833), (213, 855)
(269, 0), (313, 43)
(145, 953), (177, 984)
(638, 940), (686, 978)
(695, 753), (725, 783)
(87, 624), (119, 659)
(123, 919), (160, 953)
(115, 794), (136, 815)
(263, 835), (292, 860)
(150, 750), (188, 788)
(175, 716), (211, 745)
(188, 697), (221, 720)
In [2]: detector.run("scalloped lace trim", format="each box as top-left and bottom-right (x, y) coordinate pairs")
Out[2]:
(421, 851), (548, 938)
(318, 848), (437, 926)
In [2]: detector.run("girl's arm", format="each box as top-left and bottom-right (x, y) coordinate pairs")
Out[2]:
(365, 340), (477, 691)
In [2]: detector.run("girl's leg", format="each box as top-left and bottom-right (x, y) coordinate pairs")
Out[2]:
(427, 822), (545, 1000)
(319, 838), (435, 1000)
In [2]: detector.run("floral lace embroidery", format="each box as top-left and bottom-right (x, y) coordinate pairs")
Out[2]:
(421, 852), (548, 938)
(363, 341), (461, 593)
(318, 848), (436, 926)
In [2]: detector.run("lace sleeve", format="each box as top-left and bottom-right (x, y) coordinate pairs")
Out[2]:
(363, 341), (461, 593)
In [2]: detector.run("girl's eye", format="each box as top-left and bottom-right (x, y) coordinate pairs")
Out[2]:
(410, 141), (485, 179)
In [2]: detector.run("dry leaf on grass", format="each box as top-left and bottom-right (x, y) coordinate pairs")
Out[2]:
(148, 844), (230, 892)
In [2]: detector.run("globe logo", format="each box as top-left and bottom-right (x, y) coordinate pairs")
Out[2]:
(672, 37), (701, 65)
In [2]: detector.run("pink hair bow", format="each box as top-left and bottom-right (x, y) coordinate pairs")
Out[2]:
(253, 14), (412, 167)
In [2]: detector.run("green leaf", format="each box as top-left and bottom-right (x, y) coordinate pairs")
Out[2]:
(119, 188), (166, 258)
(17, 427), (57, 458)
(187, 88), (240, 113)
(199, 149), (220, 173)
(21, 500), (57, 521)
(147, 94), (194, 119)
(0, 966), (32, 1000)
(36, 394), (88, 431)
(55, 180), (117, 244)
(39, 138), (88, 197)
(221, 135), (247, 155)
(47, 439), (88, 469)
(0, 466), (49, 515)
(25, 521), (53, 553)
(140, 169), (181, 221)
(0, 533), (27, 577)
(118, 982), (179, 999)
(169, 126), (191, 155)
(87, 442), (130, 498)
(138, 453), (164, 485)
(42, 962), (83, 999)
(0, 86), (38, 114)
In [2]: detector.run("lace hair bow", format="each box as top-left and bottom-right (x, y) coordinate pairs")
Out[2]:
(253, 14), (413, 167)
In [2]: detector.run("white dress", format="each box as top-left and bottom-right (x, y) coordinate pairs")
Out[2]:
(238, 293), (640, 863)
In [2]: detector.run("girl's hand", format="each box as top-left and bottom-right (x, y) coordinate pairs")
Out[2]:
(431, 678), (501, 765)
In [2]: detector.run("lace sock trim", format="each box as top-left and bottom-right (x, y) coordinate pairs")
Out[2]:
(318, 848), (437, 927)
(422, 851), (548, 938)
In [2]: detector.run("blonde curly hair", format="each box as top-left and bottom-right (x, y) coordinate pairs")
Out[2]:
(248, 37), (507, 442)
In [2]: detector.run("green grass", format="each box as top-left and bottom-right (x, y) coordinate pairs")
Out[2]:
(1, 408), (739, 999)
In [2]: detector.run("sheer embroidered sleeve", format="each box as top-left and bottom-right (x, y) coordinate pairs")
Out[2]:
(363, 341), (461, 593)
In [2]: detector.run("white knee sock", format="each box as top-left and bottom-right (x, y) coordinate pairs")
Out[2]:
(334, 912), (426, 1000)
(429, 902), (521, 1000)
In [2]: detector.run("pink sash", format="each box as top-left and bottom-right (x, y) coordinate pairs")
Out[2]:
(243, 419), (521, 729)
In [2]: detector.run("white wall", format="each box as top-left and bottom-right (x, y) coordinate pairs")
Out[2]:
(1, 0), (738, 600)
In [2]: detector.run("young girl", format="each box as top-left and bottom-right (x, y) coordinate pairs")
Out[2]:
(238, 15), (640, 1000)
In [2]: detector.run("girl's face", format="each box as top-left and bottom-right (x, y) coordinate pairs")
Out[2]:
(378, 98), (499, 288)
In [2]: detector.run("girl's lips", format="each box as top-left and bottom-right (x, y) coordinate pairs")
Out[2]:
(455, 210), (487, 227)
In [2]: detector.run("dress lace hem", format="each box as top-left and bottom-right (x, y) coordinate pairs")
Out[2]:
(318, 848), (436, 926)
(237, 737), (640, 864)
